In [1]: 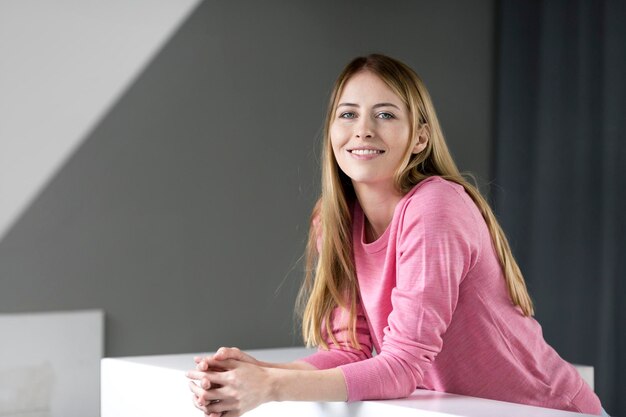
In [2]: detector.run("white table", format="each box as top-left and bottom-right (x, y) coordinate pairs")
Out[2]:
(101, 347), (595, 417)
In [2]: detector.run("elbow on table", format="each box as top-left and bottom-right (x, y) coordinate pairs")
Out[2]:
(388, 379), (418, 399)
(345, 364), (419, 401)
(343, 352), (422, 400)
(379, 354), (422, 399)
(362, 378), (416, 401)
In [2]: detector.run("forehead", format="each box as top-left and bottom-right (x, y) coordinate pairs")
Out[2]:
(338, 71), (404, 105)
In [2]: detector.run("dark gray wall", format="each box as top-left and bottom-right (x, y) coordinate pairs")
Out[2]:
(0, 0), (495, 357)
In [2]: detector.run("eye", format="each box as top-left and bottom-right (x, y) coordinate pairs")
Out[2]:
(339, 112), (356, 119)
(376, 112), (395, 120)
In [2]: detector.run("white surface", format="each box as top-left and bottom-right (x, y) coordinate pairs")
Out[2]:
(0, 0), (202, 242)
(0, 310), (103, 417)
(101, 347), (596, 417)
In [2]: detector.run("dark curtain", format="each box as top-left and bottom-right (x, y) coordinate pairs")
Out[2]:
(494, 1), (625, 416)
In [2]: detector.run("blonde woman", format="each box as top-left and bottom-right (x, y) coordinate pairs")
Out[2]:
(186, 54), (604, 416)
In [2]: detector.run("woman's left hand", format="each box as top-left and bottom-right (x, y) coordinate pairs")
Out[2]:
(186, 358), (274, 417)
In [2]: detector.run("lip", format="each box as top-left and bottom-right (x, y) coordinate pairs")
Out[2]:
(346, 147), (385, 160)
(347, 146), (385, 152)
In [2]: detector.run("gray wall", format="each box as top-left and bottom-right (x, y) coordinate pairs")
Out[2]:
(0, 0), (495, 357)
(0, 0), (201, 242)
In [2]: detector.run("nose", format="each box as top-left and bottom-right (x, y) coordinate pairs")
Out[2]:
(355, 116), (374, 139)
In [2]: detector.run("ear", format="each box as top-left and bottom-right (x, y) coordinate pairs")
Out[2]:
(411, 123), (430, 154)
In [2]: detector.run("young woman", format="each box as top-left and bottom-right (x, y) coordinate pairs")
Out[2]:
(186, 54), (604, 417)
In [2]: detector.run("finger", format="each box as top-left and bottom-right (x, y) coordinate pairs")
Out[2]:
(206, 405), (231, 416)
(189, 380), (206, 399)
(197, 358), (219, 371)
(213, 347), (241, 361)
(196, 359), (208, 371)
(193, 395), (221, 415)
(195, 354), (216, 364)
(197, 358), (235, 371)
(189, 382), (231, 405)
(204, 398), (235, 414)
(186, 372), (211, 389)
(198, 368), (237, 387)
(187, 369), (215, 380)
(186, 370), (204, 380)
(188, 369), (230, 390)
(186, 372), (212, 389)
(189, 380), (220, 403)
(192, 393), (209, 413)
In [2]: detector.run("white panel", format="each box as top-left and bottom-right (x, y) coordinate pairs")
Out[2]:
(572, 364), (594, 391)
(0, 0), (202, 242)
(0, 310), (103, 417)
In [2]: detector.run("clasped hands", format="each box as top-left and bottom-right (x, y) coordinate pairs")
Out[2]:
(186, 347), (273, 417)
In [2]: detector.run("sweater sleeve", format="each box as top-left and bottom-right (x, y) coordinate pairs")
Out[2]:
(299, 300), (373, 370)
(338, 183), (480, 400)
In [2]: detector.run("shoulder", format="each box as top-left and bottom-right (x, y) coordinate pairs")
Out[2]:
(397, 177), (482, 240)
(403, 177), (475, 217)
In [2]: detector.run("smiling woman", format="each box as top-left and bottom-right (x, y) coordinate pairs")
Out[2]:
(186, 54), (604, 417)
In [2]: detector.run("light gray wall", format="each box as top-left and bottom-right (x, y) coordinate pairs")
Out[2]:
(0, 0), (495, 357)
(0, 0), (201, 241)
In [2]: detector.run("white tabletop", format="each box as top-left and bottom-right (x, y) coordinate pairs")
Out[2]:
(101, 346), (595, 417)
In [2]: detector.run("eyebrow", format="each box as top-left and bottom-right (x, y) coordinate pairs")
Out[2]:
(337, 102), (401, 110)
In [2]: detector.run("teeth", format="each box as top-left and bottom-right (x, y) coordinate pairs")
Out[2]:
(350, 149), (383, 155)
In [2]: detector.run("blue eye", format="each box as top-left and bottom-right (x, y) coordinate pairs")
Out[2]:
(339, 112), (356, 119)
(377, 112), (395, 120)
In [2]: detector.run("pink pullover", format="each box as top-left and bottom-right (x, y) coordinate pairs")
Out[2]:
(302, 176), (601, 415)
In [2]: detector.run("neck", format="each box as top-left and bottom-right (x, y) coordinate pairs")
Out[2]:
(353, 181), (403, 242)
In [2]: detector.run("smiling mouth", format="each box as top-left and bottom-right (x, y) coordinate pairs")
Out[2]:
(348, 149), (385, 155)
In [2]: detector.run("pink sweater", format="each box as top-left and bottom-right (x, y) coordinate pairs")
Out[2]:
(301, 177), (601, 415)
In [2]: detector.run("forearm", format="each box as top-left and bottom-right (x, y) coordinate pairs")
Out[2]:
(267, 367), (347, 402)
(188, 359), (347, 415)
(205, 347), (318, 371)
(257, 360), (317, 371)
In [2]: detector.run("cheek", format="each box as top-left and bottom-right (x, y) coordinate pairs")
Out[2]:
(329, 125), (344, 152)
(390, 126), (413, 153)
(330, 140), (344, 166)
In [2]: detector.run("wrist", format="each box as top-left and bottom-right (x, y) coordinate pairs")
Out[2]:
(266, 367), (283, 402)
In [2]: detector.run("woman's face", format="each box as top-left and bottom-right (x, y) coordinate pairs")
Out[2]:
(330, 71), (422, 190)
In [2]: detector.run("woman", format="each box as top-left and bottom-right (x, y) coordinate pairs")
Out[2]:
(186, 54), (604, 416)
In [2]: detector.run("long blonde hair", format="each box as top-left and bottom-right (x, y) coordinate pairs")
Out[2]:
(298, 54), (533, 349)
